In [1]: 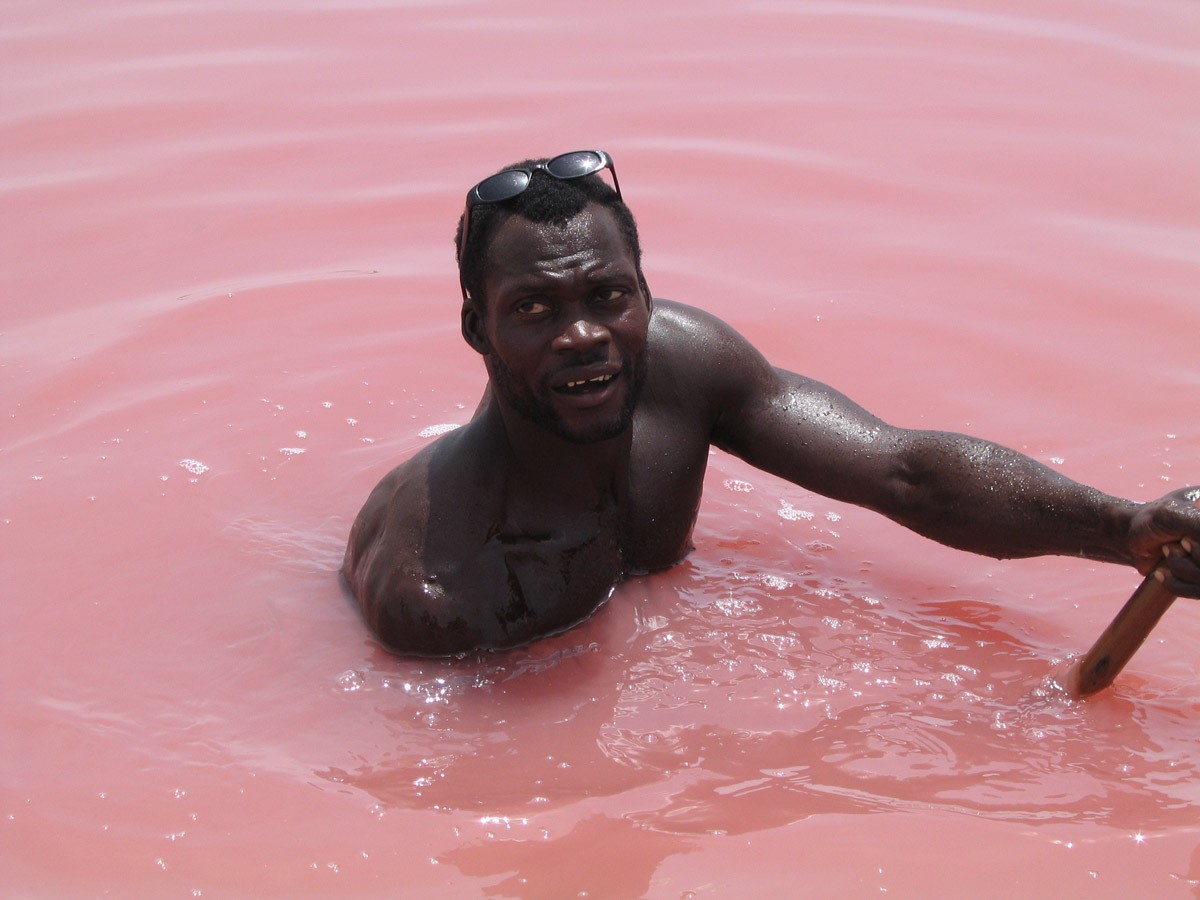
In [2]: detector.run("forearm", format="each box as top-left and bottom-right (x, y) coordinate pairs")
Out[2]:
(880, 430), (1139, 565)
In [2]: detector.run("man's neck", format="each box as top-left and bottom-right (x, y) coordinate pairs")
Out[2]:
(485, 402), (629, 511)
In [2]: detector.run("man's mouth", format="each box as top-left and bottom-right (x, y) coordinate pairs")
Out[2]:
(557, 373), (616, 394)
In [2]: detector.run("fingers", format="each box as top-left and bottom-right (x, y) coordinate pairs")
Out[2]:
(1155, 539), (1200, 599)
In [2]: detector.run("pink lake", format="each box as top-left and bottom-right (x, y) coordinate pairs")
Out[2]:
(3, 0), (1200, 896)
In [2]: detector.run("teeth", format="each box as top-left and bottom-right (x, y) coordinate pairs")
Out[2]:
(565, 374), (613, 389)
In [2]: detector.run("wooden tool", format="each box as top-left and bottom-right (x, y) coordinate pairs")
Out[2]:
(1069, 495), (1198, 697)
(1069, 568), (1176, 697)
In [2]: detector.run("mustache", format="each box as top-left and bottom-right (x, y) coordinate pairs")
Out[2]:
(549, 347), (616, 373)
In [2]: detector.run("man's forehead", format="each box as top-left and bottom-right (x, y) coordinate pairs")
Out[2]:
(486, 204), (634, 269)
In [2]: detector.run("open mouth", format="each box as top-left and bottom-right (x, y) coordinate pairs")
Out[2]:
(556, 373), (616, 395)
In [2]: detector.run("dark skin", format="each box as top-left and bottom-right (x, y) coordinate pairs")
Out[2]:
(344, 203), (1200, 656)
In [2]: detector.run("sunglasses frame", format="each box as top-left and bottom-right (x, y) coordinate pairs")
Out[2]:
(457, 150), (621, 299)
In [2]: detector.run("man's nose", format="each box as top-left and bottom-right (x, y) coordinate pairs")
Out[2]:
(552, 316), (611, 354)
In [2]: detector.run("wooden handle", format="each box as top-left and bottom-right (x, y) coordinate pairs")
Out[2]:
(1071, 570), (1177, 697)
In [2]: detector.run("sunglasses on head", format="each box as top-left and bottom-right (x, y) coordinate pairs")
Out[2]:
(456, 150), (621, 273)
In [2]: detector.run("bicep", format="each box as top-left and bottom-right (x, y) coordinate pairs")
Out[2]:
(652, 301), (909, 510)
(712, 362), (908, 511)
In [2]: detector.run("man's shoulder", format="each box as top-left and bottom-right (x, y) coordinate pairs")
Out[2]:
(342, 443), (432, 587)
(350, 419), (494, 526)
(343, 421), (512, 653)
(650, 299), (768, 359)
(343, 423), (492, 571)
(647, 299), (775, 400)
(649, 298), (732, 338)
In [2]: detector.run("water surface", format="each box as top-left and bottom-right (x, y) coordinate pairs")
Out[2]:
(3, 0), (1199, 896)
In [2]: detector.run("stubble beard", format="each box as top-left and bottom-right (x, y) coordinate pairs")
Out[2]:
(486, 352), (648, 444)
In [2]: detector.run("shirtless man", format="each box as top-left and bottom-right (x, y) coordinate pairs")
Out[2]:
(343, 150), (1200, 656)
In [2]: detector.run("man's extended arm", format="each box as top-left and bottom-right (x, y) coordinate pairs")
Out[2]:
(691, 307), (1200, 596)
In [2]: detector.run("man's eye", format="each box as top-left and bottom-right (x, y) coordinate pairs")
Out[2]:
(595, 288), (627, 303)
(515, 299), (550, 315)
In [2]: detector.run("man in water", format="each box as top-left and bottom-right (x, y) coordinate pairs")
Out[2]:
(344, 150), (1200, 656)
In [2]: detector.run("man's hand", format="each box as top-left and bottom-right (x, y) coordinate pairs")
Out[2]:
(1126, 487), (1200, 598)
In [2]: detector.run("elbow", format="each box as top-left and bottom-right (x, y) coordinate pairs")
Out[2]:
(876, 450), (931, 519)
(875, 443), (964, 539)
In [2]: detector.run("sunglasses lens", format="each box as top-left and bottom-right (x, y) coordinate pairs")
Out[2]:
(473, 169), (532, 204)
(545, 150), (606, 179)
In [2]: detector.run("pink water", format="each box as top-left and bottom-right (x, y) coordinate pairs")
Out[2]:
(3, 1), (1200, 896)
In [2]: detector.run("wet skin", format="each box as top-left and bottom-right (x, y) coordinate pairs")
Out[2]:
(343, 203), (1200, 656)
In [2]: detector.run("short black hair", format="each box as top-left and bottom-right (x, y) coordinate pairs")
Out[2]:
(454, 157), (643, 309)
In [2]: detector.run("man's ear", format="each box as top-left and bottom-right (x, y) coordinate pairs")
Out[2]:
(461, 298), (490, 355)
(638, 273), (654, 314)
